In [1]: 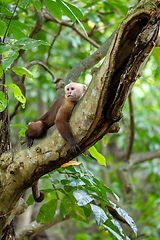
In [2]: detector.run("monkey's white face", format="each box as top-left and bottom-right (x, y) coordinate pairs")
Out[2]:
(65, 82), (86, 102)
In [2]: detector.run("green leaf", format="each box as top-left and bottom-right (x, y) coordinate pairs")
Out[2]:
(58, 0), (76, 22)
(90, 204), (108, 226)
(62, 196), (89, 223)
(0, 91), (7, 112)
(0, 43), (10, 55)
(1, 7), (12, 17)
(4, 84), (26, 104)
(2, 51), (19, 70)
(73, 190), (94, 206)
(44, 0), (62, 19)
(103, 135), (108, 146)
(19, 0), (30, 8)
(58, 0), (87, 35)
(109, 202), (137, 235)
(13, 38), (50, 49)
(12, 67), (33, 78)
(103, 224), (124, 240)
(60, 202), (68, 220)
(68, 179), (85, 187)
(11, 123), (28, 137)
(11, 25), (26, 40)
(63, 1), (83, 20)
(11, 123), (28, 129)
(10, 20), (31, 31)
(152, 48), (160, 65)
(88, 146), (106, 166)
(37, 199), (58, 223)
(58, 0), (84, 22)
(30, 0), (42, 11)
(0, 65), (3, 78)
(0, 19), (6, 36)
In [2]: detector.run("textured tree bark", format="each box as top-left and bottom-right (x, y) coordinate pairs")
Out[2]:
(0, 0), (160, 237)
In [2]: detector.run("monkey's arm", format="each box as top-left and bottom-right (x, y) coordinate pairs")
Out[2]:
(55, 105), (80, 153)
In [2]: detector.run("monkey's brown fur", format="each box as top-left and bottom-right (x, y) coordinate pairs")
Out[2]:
(25, 82), (86, 202)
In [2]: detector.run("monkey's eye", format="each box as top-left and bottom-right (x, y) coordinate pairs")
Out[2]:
(71, 87), (74, 90)
(67, 88), (69, 91)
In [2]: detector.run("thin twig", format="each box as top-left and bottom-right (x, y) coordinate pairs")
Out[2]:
(44, 13), (100, 48)
(3, 0), (20, 43)
(125, 92), (135, 161)
(46, 25), (62, 64)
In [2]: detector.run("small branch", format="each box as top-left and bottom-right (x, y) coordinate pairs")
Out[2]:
(9, 61), (56, 121)
(129, 149), (160, 167)
(15, 211), (72, 240)
(44, 13), (100, 48)
(25, 60), (56, 82)
(46, 25), (63, 64)
(125, 92), (135, 161)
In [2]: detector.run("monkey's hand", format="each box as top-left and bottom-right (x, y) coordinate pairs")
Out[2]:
(25, 134), (34, 148)
(69, 141), (80, 153)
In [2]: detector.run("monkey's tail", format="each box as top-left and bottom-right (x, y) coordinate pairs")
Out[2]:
(32, 181), (45, 202)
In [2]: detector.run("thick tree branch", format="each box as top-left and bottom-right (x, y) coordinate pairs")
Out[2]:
(0, 0), (160, 234)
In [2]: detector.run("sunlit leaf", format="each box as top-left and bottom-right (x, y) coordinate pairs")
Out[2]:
(0, 65), (3, 78)
(13, 38), (50, 49)
(58, 0), (87, 35)
(12, 67), (33, 78)
(61, 161), (82, 167)
(103, 135), (108, 146)
(103, 224), (124, 240)
(73, 190), (94, 206)
(4, 84), (26, 105)
(88, 146), (106, 166)
(90, 204), (108, 226)
(0, 91), (7, 112)
(2, 51), (19, 70)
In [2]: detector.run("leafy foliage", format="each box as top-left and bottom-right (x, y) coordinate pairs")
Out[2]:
(27, 163), (137, 239)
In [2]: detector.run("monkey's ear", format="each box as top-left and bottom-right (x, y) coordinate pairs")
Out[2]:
(83, 85), (87, 93)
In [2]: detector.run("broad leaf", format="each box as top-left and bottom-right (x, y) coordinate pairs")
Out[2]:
(62, 196), (89, 223)
(44, 0), (62, 19)
(37, 199), (58, 224)
(73, 190), (94, 206)
(30, 0), (42, 11)
(0, 43), (10, 55)
(90, 204), (108, 226)
(0, 91), (7, 112)
(13, 38), (50, 49)
(4, 84), (26, 105)
(88, 146), (106, 166)
(12, 67), (33, 78)
(2, 51), (19, 70)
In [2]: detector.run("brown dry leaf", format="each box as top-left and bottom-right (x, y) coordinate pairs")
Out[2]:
(61, 161), (82, 167)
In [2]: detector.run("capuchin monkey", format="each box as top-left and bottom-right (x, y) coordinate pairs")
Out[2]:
(26, 82), (86, 202)
(25, 82), (86, 152)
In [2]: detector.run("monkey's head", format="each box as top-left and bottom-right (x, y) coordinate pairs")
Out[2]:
(65, 82), (86, 102)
